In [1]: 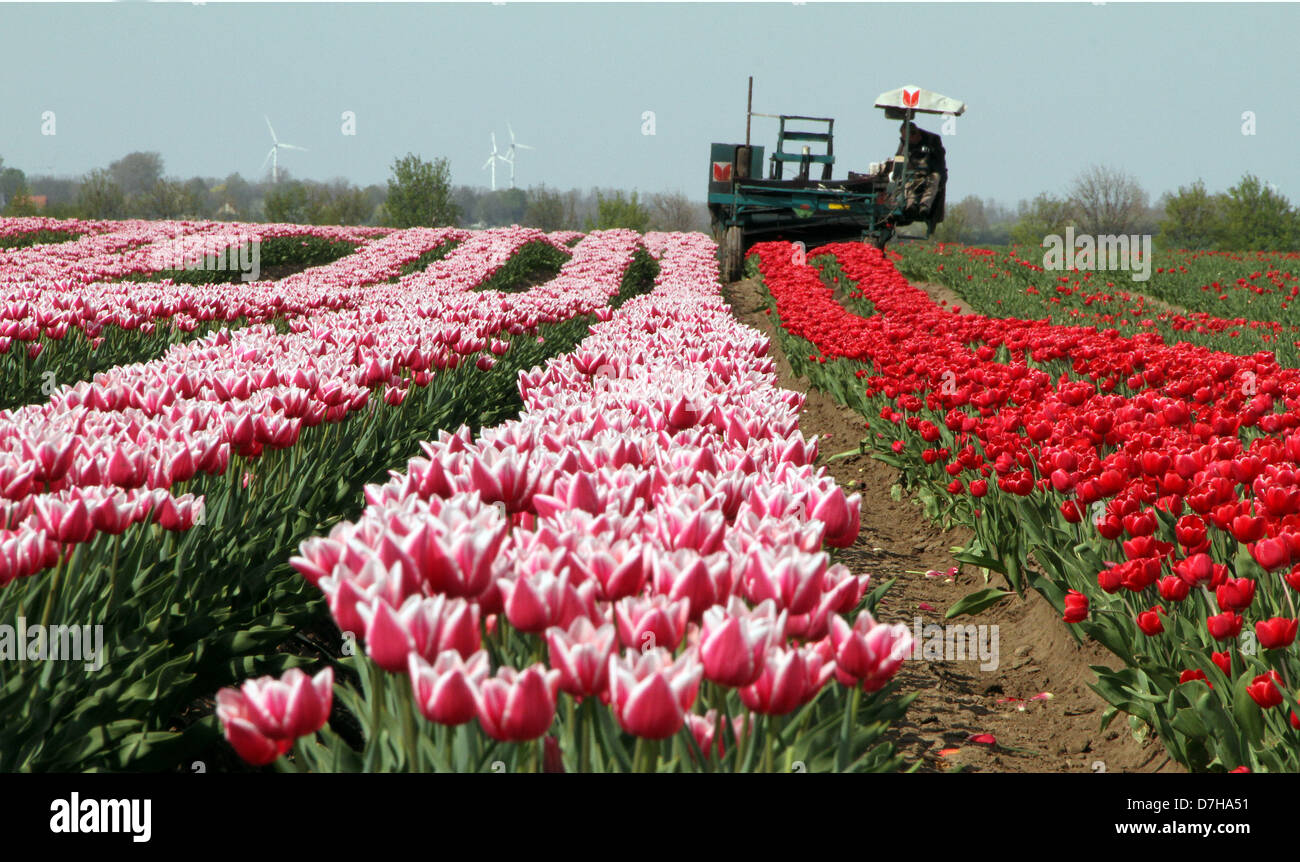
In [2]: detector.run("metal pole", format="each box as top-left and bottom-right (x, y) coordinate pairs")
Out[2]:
(746, 76), (753, 146)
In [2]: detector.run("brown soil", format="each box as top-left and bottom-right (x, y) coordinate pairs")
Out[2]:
(722, 275), (1179, 774)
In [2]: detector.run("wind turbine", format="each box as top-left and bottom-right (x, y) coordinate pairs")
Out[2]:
(482, 132), (510, 192)
(261, 116), (308, 184)
(504, 122), (534, 189)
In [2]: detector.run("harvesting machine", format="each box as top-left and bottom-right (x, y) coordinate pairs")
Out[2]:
(707, 79), (966, 281)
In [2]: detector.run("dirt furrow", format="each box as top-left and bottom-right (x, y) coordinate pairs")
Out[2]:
(722, 275), (1178, 773)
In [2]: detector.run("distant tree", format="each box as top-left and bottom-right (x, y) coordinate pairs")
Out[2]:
(1068, 164), (1148, 236)
(77, 169), (127, 219)
(1216, 174), (1298, 251)
(182, 178), (214, 219)
(932, 197), (973, 243)
(1, 180), (40, 216)
(385, 153), (459, 227)
(1010, 192), (1075, 248)
(263, 181), (312, 224)
(648, 191), (705, 232)
(475, 189), (526, 227)
(1157, 180), (1221, 250)
(523, 184), (565, 231)
(585, 190), (650, 232)
(109, 152), (164, 198)
(0, 161), (27, 209)
(320, 181), (371, 225)
(136, 179), (189, 219)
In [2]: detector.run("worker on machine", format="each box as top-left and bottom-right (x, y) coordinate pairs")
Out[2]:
(895, 121), (946, 223)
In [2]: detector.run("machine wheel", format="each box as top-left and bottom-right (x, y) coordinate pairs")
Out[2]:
(719, 226), (744, 282)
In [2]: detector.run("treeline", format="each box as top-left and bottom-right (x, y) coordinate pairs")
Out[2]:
(935, 165), (1300, 251)
(0, 151), (707, 232)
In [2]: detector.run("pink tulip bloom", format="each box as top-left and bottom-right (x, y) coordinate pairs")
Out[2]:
(546, 617), (618, 699)
(409, 650), (490, 726)
(613, 594), (692, 652)
(829, 613), (913, 692)
(699, 599), (786, 688)
(608, 648), (703, 740)
(741, 547), (827, 616)
(216, 667), (333, 766)
(474, 665), (561, 742)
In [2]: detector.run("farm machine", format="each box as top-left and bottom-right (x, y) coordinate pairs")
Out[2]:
(707, 79), (966, 282)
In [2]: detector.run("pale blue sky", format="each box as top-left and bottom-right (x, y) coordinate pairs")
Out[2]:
(1, 2), (1296, 206)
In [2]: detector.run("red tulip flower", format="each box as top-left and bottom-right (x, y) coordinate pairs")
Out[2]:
(1207, 611), (1244, 641)
(1062, 589), (1089, 623)
(1255, 617), (1299, 650)
(1246, 670), (1284, 709)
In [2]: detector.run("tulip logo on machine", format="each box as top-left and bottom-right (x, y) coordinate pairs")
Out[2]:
(902, 89), (920, 108)
(712, 161), (733, 183)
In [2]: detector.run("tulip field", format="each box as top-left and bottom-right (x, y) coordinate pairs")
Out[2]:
(0, 217), (913, 773)
(750, 240), (1300, 773)
(5, 213), (1298, 774)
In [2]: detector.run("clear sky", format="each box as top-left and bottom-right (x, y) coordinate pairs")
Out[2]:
(2, 2), (1296, 206)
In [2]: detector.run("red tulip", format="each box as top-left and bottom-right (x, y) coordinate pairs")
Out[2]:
(1246, 670), (1284, 709)
(1215, 578), (1256, 612)
(1136, 606), (1165, 636)
(1255, 617), (1299, 650)
(1249, 536), (1291, 572)
(1062, 589), (1089, 623)
(1207, 611), (1244, 641)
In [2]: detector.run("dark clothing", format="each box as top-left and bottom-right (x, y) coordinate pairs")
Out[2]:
(896, 128), (946, 174)
(895, 128), (947, 223)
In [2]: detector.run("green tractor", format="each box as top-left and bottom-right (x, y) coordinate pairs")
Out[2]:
(708, 80), (966, 281)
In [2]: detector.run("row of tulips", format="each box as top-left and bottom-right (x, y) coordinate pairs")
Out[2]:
(0, 219), (406, 411)
(750, 239), (1300, 771)
(0, 229), (655, 771)
(0, 227), (633, 587)
(216, 231), (916, 773)
(891, 242), (1300, 366)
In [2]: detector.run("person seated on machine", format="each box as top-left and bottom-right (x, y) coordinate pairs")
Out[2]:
(894, 121), (946, 224)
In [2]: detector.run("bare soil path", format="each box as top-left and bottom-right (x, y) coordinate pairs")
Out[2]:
(723, 275), (1178, 773)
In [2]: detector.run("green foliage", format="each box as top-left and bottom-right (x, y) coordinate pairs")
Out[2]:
(1158, 180), (1222, 250)
(77, 169), (127, 219)
(385, 153), (459, 228)
(108, 151), (164, 198)
(473, 241), (571, 293)
(0, 229), (82, 250)
(1008, 193), (1075, 248)
(584, 190), (650, 233)
(523, 184), (566, 231)
(1216, 174), (1300, 251)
